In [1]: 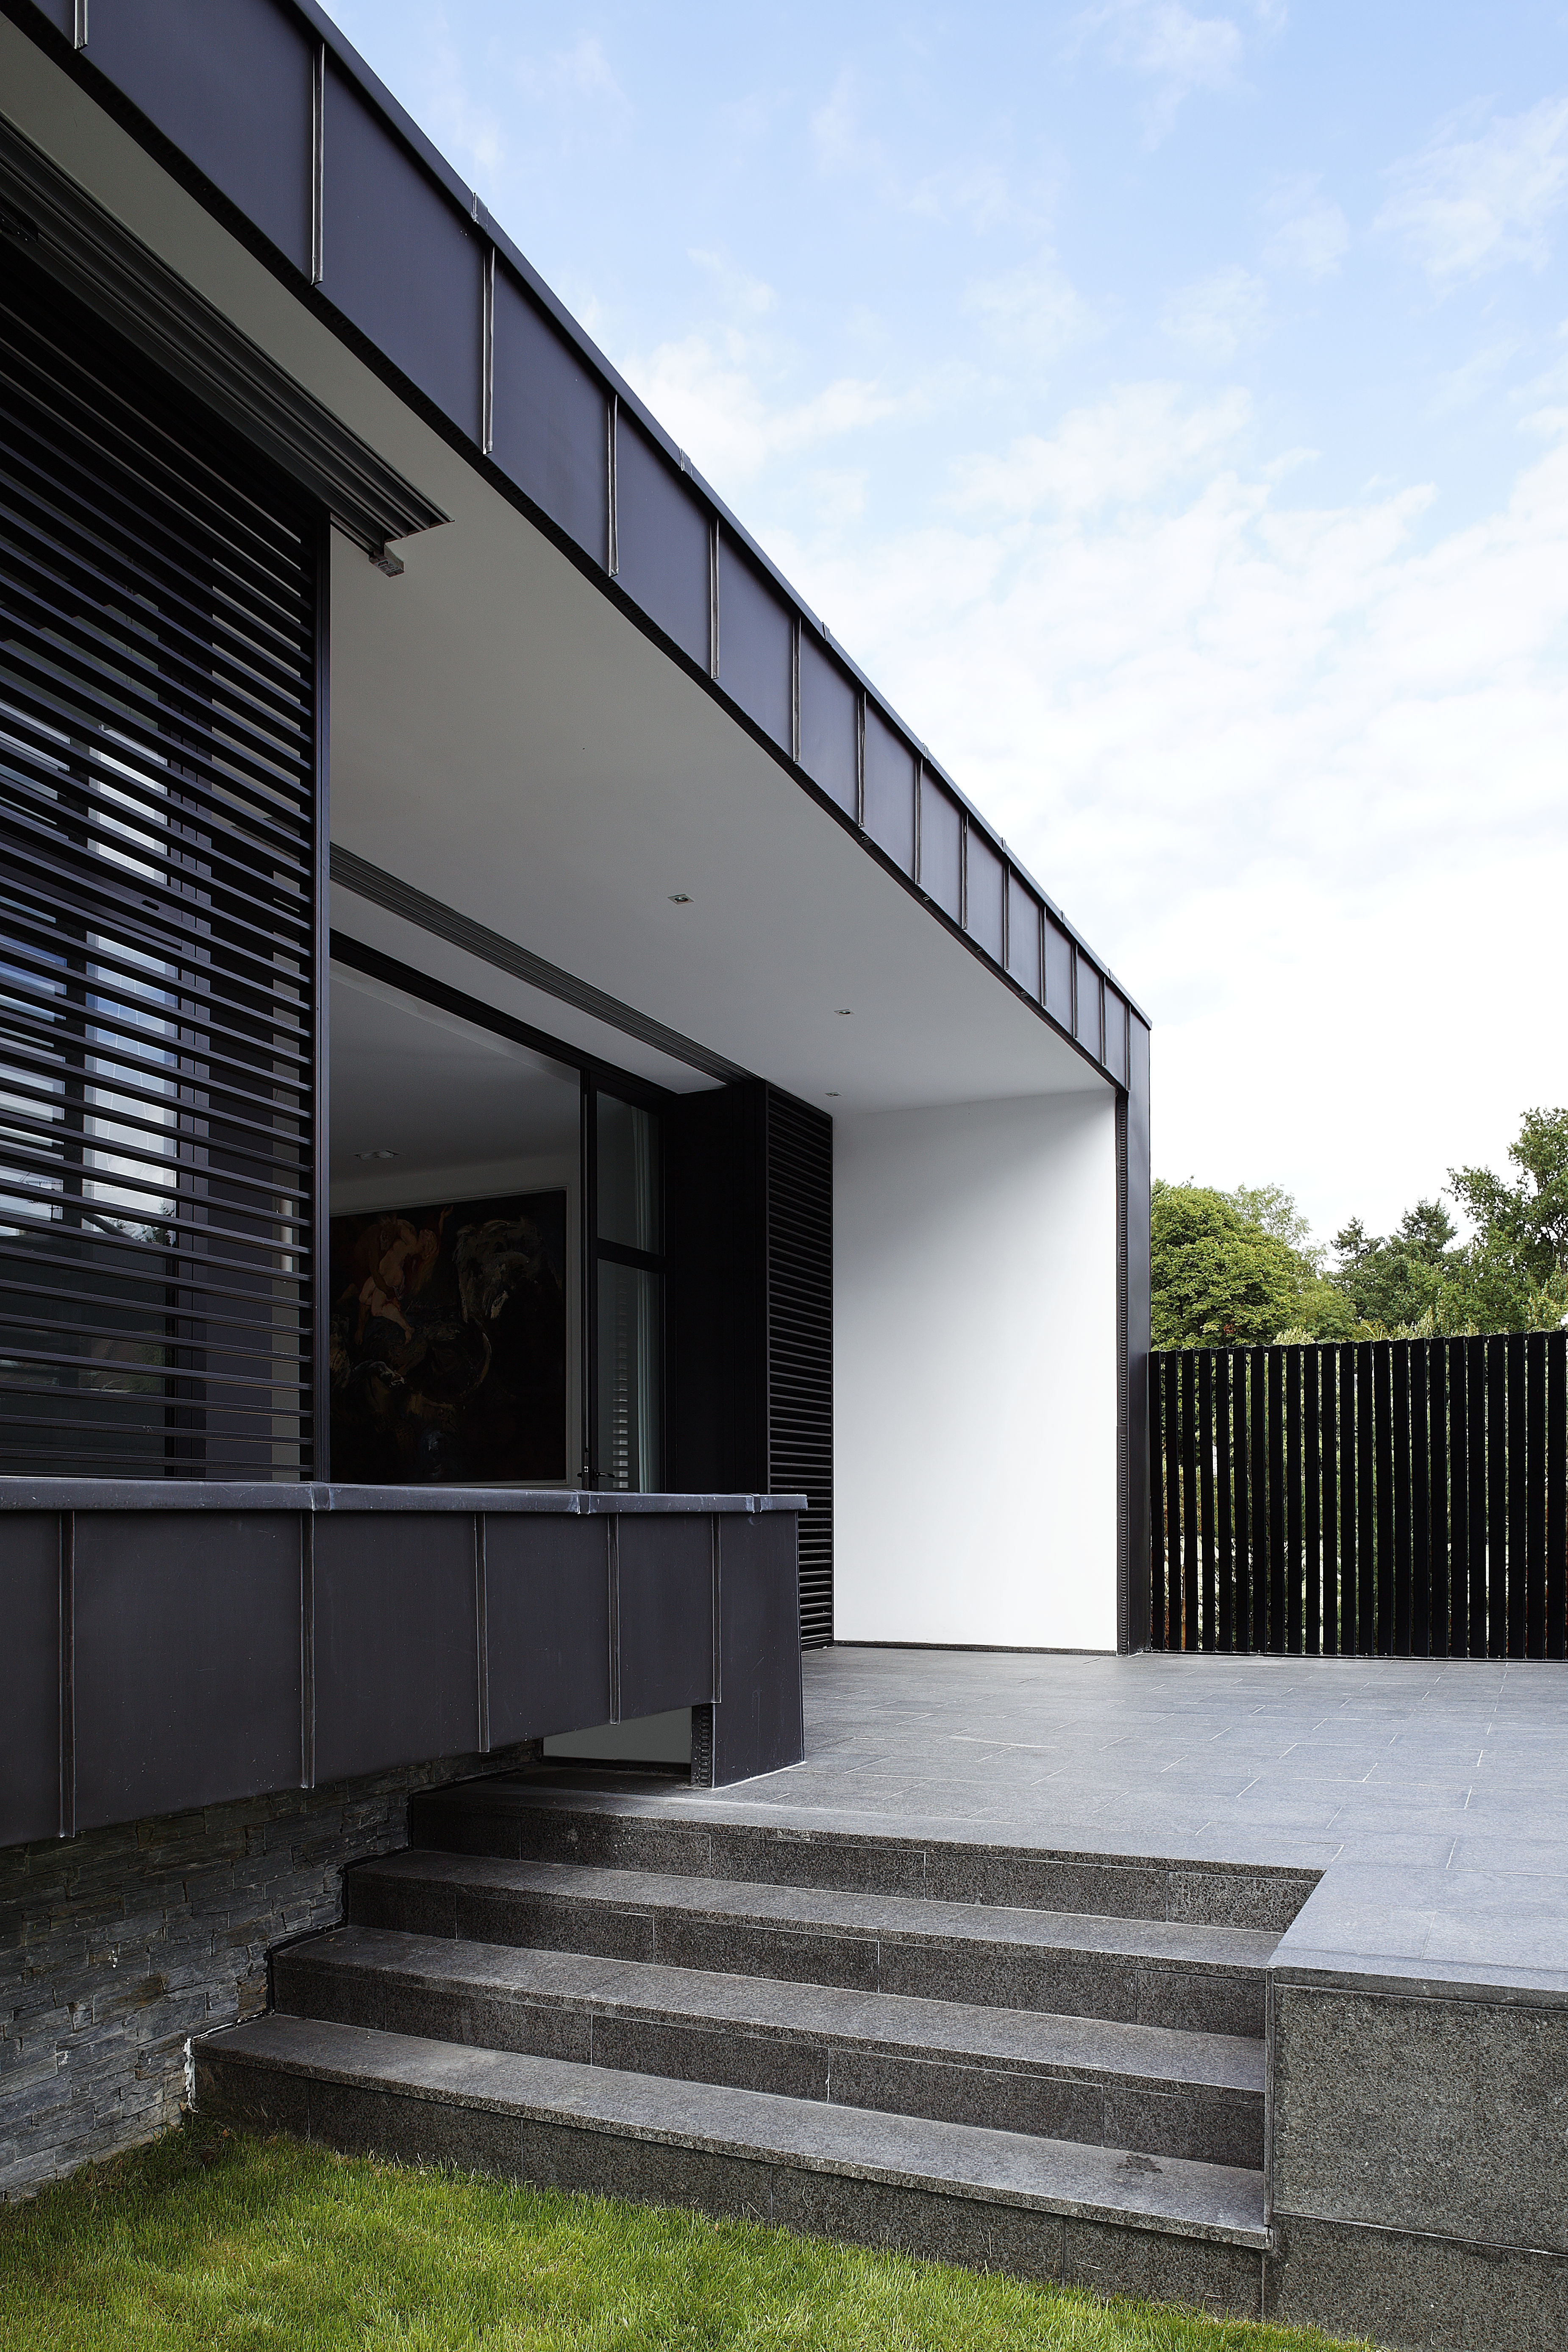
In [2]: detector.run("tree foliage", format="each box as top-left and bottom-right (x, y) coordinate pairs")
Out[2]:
(1151, 1180), (1351, 1349)
(1152, 1109), (1568, 1347)
(1331, 1200), (1460, 1330)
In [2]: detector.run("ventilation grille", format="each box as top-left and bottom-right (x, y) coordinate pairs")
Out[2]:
(0, 250), (320, 1478)
(767, 1090), (833, 1647)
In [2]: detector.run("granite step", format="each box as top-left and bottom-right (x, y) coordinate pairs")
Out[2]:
(195, 2012), (1269, 2319)
(345, 1851), (1276, 2038)
(274, 1922), (1265, 2166)
(410, 1777), (1316, 1934)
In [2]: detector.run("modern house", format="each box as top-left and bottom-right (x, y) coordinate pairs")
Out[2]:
(0, 0), (1149, 2200)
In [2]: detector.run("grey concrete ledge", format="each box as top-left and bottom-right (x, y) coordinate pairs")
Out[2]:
(1271, 1954), (1568, 2006)
(0, 1478), (805, 1515)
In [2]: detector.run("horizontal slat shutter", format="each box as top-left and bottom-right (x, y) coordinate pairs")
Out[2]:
(0, 248), (320, 1478)
(767, 1089), (833, 1646)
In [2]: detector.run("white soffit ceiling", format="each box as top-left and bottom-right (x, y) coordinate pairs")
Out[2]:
(4, 22), (1108, 1116)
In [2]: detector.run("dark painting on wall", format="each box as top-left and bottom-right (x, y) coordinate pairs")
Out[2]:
(329, 1191), (567, 1484)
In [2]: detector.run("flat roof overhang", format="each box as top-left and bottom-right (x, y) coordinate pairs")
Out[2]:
(325, 498), (1106, 1112)
(0, 3), (1142, 1116)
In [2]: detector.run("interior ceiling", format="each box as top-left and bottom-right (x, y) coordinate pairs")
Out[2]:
(8, 24), (1111, 1118)
(330, 967), (579, 1188)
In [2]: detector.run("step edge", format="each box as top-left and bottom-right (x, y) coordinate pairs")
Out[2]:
(416, 1785), (1320, 1888)
(276, 1935), (1267, 2096)
(351, 1857), (1282, 1971)
(196, 2025), (1270, 2250)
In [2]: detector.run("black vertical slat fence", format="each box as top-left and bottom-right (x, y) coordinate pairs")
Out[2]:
(1151, 1335), (1568, 1657)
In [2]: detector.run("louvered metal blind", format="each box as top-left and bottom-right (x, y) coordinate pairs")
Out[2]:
(767, 1090), (834, 1646)
(0, 250), (320, 1479)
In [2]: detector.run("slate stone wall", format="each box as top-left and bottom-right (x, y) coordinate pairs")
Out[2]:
(0, 1746), (536, 2198)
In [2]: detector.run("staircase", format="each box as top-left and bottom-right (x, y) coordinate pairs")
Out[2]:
(196, 1774), (1315, 2321)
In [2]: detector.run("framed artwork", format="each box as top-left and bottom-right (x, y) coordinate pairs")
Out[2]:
(329, 1190), (567, 1485)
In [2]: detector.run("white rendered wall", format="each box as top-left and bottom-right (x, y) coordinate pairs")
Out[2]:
(834, 1091), (1120, 1651)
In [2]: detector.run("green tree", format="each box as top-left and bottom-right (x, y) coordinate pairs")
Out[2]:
(1449, 1107), (1568, 1289)
(1331, 1199), (1460, 1329)
(1151, 1180), (1352, 1348)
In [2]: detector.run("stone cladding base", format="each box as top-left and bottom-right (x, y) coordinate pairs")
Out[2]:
(0, 1745), (538, 2198)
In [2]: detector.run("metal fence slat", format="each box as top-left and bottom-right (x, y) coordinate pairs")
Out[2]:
(1449, 1341), (1470, 1657)
(1163, 1349), (1183, 1650)
(1429, 1341), (1448, 1658)
(1148, 1355), (1166, 1649)
(1268, 1347), (1286, 1652)
(1486, 1335), (1507, 1657)
(1284, 1346), (1302, 1654)
(1410, 1342), (1430, 1658)
(1549, 1332), (1567, 1660)
(1374, 1340), (1395, 1655)
(1393, 1343), (1412, 1655)
(1199, 1349), (1217, 1653)
(1468, 1336), (1488, 1659)
(1321, 1346), (1340, 1656)
(1181, 1351), (1199, 1651)
(1304, 1345), (1321, 1657)
(1357, 1342), (1376, 1655)
(1216, 1350), (1234, 1653)
(1507, 1332), (1527, 1658)
(1526, 1331), (1546, 1660)
(1233, 1348), (1252, 1651)
(1340, 1343), (1359, 1655)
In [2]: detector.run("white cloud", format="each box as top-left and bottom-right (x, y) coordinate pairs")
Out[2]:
(962, 253), (1096, 367)
(811, 68), (863, 178)
(809, 70), (1041, 232)
(1161, 266), (1266, 361)
(1379, 95), (1568, 281)
(1263, 177), (1349, 278)
(951, 383), (1253, 517)
(762, 389), (1568, 1240)
(623, 328), (905, 489)
(1074, 1), (1284, 137)
(512, 32), (625, 109)
(689, 250), (778, 318)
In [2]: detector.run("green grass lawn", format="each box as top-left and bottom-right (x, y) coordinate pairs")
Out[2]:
(0, 2118), (1369, 2352)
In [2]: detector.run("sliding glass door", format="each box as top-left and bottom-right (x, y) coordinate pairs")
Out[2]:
(588, 1087), (664, 1490)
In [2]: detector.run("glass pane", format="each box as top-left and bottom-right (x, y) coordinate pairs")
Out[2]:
(597, 1095), (660, 1253)
(596, 1260), (662, 1492)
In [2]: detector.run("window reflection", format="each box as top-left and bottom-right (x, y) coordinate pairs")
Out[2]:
(597, 1095), (660, 1253)
(596, 1259), (662, 1492)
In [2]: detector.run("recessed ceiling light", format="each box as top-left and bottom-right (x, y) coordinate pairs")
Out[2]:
(668, 892), (691, 904)
(354, 1149), (399, 1160)
(834, 1007), (852, 1016)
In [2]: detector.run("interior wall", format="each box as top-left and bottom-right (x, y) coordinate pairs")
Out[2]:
(834, 1091), (1120, 1651)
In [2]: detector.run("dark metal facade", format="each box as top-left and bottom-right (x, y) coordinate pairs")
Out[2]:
(0, 246), (322, 1477)
(0, 1482), (804, 1846)
(6, 0), (1154, 1647)
(1151, 1337), (1568, 1658)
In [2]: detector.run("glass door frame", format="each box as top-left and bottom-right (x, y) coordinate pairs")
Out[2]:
(325, 931), (679, 1494)
(582, 1069), (670, 1492)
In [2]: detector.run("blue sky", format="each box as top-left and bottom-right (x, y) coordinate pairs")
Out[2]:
(329, 0), (1568, 1248)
